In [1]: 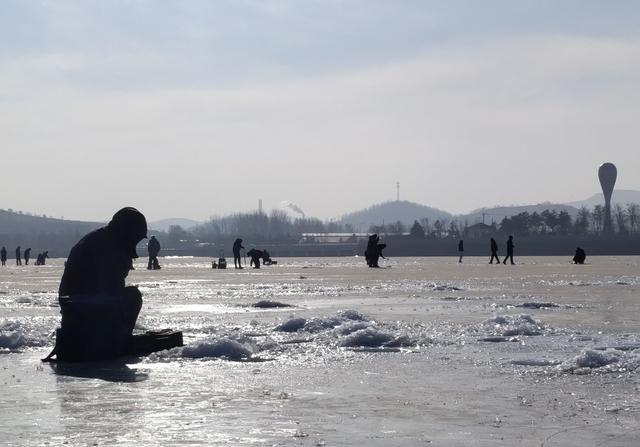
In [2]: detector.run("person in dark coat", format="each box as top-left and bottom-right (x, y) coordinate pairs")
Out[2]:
(262, 249), (273, 265)
(15, 246), (21, 266)
(489, 238), (499, 264)
(503, 235), (515, 265)
(573, 247), (586, 264)
(0, 246), (6, 266)
(365, 234), (381, 267)
(147, 236), (161, 270)
(35, 251), (49, 266)
(24, 248), (31, 265)
(59, 207), (148, 336)
(458, 240), (464, 263)
(247, 248), (263, 269)
(233, 238), (244, 269)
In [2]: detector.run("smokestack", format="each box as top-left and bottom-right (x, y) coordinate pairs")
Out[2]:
(259, 199), (263, 214)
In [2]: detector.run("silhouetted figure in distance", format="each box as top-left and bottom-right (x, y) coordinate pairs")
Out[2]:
(262, 249), (273, 265)
(0, 246), (6, 266)
(247, 248), (263, 269)
(377, 243), (387, 264)
(365, 234), (385, 268)
(233, 238), (244, 269)
(35, 252), (46, 265)
(458, 240), (464, 263)
(503, 235), (515, 265)
(56, 207), (148, 361)
(15, 246), (21, 266)
(573, 247), (586, 264)
(147, 235), (161, 270)
(24, 248), (31, 265)
(489, 238), (499, 264)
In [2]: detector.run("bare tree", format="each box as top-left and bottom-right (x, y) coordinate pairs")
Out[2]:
(592, 205), (604, 234)
(626, 203), (639, 234)
(575, 207), (590, 235)
(614, 203), (627, 235)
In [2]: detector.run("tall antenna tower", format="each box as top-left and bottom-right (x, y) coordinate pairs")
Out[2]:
(396, 181), (400, 201)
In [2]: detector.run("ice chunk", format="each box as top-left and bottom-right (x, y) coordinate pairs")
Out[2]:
(485, 314), (543, 336)
(276, 318), (306, 332)
(0, 332), (28, 350)
(341, 328), (393, 347)
(182, 338), (255, 360)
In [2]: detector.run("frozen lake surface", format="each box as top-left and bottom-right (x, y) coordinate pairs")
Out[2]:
(1, 256), (640, 446)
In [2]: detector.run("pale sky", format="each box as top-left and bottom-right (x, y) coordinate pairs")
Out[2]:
(1, 1), (639, 222)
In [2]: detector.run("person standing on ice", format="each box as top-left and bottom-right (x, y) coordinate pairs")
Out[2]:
(24, 248), (31, 265)
(503, 235), (515, 265)
(15, 246), (21, 265)
(147, 235), (161, 270)
(233, 238), (244, 269)
(0, 246), (6, 266)
(458, 240), (464, 263)
(489, 238), (499, 264)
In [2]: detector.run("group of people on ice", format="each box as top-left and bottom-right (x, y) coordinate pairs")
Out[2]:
(231, 238), (275, 269)
(1, 246), (49, 266)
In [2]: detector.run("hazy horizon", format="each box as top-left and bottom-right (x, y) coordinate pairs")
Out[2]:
(2, 1), (639, 222)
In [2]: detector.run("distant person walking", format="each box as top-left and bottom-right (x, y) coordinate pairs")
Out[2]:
(24, 248), (31, 265)
(489, 238), (499, 264)
(458, 240), (464, 263)
(147, 236), (161, 270)
(233, 238), (244, 269)
(15, 246), (22, 266)
(503, 235), (515, 265)
(1, 246), (6, 266)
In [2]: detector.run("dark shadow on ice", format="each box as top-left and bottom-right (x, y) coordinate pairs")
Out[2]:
(516, 302), (560, 309)
(252, 300), (294, 308)
(49, 359), (149, 382)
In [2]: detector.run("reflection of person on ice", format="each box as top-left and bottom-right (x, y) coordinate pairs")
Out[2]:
(233, 238), (244, 269)
(147, 236), (161, 270)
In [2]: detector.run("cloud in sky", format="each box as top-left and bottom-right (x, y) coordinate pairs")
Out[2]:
(1, 2), (639, 221)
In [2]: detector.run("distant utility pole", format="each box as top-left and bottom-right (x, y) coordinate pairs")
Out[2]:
(396, 181), (400, 201)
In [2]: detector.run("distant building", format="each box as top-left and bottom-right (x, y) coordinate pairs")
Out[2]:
(465, 223), (494, 240)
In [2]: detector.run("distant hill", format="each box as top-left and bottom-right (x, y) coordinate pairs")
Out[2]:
(148, 218), (200, 232)
(0, 209), (102, 235)
(458, 203), (581, 225)
(0, 209), (103, 257)
(338, 201), (452, 230)
(565, 189), (640, 209)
